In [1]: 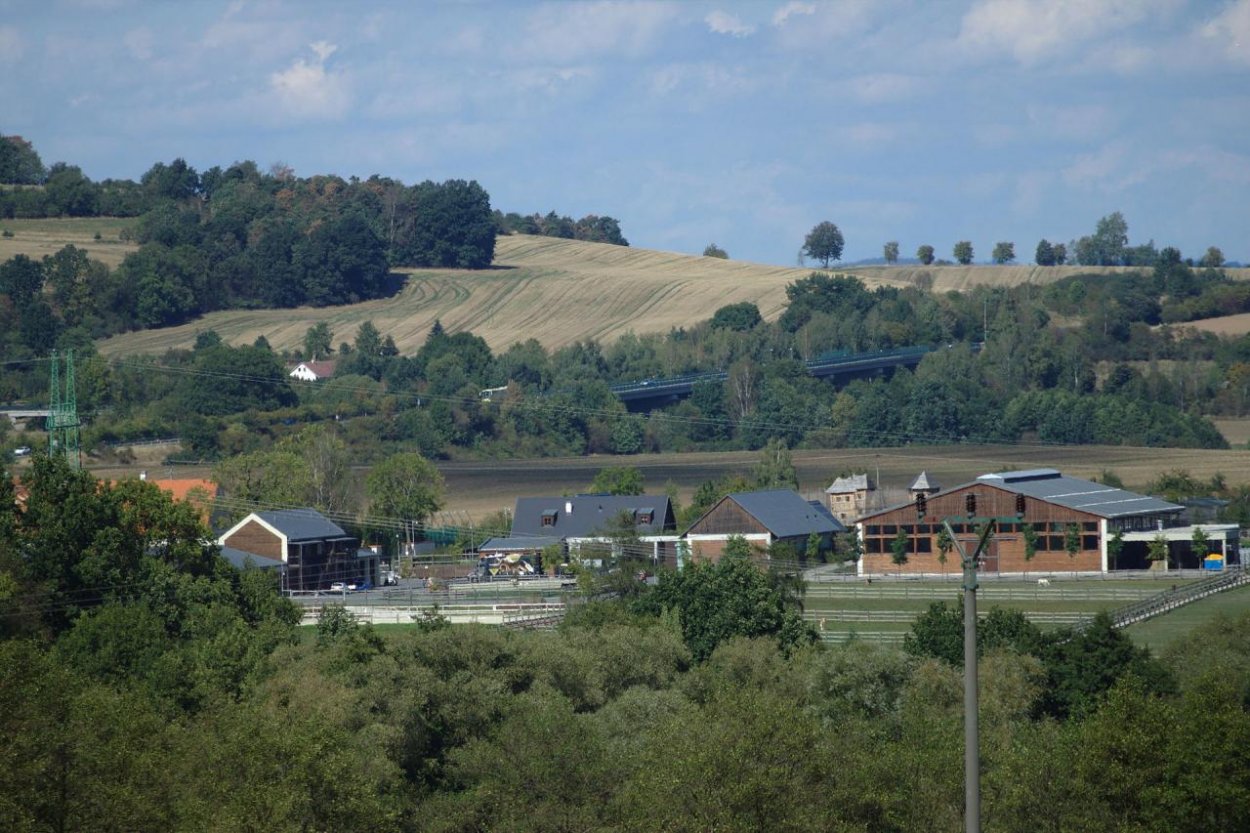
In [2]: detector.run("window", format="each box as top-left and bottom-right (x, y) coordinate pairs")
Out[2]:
(916, 537), (932, 553)
(541, 511), (557, 528)
(867, 538), (883, 553)
(866, 525), (881, 536)
(1048, 536), (1064, 550)
(1082, 522), (1098, 532)
(882, 525), (897, 535)
(1082, 535), (1099, 551)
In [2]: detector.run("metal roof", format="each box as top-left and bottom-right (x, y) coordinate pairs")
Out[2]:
(256, 508), (352, 542)
(722, 489), (847, 537)
(511, 495), (675, 539)
(826, 473), (872, 494)
(974, 469), (1183, 519)
(480, 536), (561, 552)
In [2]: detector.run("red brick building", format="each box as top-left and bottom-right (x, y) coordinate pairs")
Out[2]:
(858, 469), (1184, 576)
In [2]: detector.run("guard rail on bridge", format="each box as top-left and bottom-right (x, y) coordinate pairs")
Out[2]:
(610, 345), (944, 403)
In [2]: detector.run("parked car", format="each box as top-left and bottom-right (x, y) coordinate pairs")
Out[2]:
(329, 581), (347, 592)
(13, 446), (31, 457)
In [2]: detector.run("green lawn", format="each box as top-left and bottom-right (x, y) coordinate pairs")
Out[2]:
(1126, 583), (1250, 652)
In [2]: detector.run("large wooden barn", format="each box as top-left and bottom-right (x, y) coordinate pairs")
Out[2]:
(857, 469), (1191, 576)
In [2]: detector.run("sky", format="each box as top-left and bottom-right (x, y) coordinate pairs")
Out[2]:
(1, 0), (1248, 266)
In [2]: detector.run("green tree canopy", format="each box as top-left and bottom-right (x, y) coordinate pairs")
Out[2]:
(802, 221), (844, 268)
(589, 466), (645, 496)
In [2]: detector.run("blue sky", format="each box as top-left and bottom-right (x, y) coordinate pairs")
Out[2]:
(2, 0), (1248, 265)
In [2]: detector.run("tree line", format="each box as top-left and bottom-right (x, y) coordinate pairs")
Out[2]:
(870, 213), (1228, 267)
(2, 455), (1248, 832)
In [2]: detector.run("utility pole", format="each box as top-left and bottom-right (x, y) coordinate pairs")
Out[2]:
(940, 496), (997, 833)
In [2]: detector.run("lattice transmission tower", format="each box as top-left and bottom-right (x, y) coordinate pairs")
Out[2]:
(47, 349), (81, 469)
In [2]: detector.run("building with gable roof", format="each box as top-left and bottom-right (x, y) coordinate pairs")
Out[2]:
(217, 508), (379, 591)
(825, 473), (875, 525)
(685, 489), (845, 564)
(509, 494), (679, 565)
(855, 468), (1233, 576)
(288, 360), (337, 381)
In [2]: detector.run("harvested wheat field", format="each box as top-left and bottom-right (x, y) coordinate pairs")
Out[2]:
(0, 216), (138, 267)
(1180, 312), (1250, 338)
(96, 235), (896, 356)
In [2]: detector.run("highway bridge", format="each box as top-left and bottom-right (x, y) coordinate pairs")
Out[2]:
(610, 345), (941, 408)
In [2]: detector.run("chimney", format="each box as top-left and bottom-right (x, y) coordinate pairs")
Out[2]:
(565, 500), (573, 515)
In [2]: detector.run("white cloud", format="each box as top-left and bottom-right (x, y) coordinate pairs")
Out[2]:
(705, 10), (754, 38)
(957, 0), (1167, 65)
(771, 2), (815, 27)
(269, 42), (350, 120)
(517, 1), (677, 63)
(0, 25), (24, 63)
(1199, 0), (1250, 65)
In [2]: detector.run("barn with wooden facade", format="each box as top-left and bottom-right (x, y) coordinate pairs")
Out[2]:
(685, 489), (845, 563)
(218, 508), (379, 591)
(857, 469), (1187, 576)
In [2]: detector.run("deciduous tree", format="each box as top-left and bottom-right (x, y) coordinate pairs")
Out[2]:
(953, 240), (974, 265)
(883, 241), (900, 264)
(916, 244), (935, 265)
(802, 221), (844, 268)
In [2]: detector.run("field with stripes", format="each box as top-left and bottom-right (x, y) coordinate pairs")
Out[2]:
(801, 573), (1241, 649)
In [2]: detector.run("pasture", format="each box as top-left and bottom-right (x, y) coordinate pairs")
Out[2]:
(1125, 582), (1250, 651)
(802, 575), (1202, 644)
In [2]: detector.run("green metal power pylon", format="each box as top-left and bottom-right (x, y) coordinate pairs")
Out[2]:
(47, 349), (80, 469)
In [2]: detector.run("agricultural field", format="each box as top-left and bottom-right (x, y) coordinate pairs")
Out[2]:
(81, 441), (1250, 523)
(426, 442), (1250, 522)
(0, 216), (137, 267)
(87, 229), (1250, 356)
(1182, 310), (1250, 337)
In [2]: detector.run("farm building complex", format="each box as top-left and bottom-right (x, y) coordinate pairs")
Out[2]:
(858, 468), (1238, 576)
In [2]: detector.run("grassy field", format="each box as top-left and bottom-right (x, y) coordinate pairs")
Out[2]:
(0, 216), (137, 267)
(803, 576), (1203, 644)
(1125, 582), (1250, 651)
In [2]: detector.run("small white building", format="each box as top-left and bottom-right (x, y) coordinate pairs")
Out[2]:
(288, 360), (337, 382)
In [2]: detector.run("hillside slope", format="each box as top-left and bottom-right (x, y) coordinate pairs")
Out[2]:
(97, 235), (901, 356)
(82, 229), (1250, 355)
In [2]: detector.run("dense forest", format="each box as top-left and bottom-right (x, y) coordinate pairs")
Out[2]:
(2, 456), (1248, 832)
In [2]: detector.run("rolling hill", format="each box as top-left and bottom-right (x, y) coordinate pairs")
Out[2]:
(97, 233), (1250, 356)
(0, 216), (1238, 355)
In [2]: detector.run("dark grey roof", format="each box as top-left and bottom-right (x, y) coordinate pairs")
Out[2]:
(724, 489), (847, 537)
(512, 495), (675, 539)
(975, 469), (1183, 518)
(220, 545), (283, 571)
(256, 508), (351, 542)
(480, 536), (561, 552)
